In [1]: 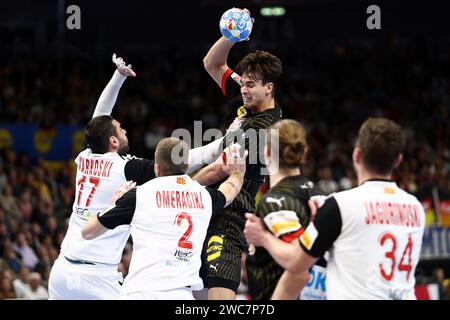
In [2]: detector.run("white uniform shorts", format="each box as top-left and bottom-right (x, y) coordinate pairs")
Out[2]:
(48, 254), (123, 300)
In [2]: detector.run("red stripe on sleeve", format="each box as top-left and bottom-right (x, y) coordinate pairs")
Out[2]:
(281, 228), (305, 243)
(221, 68), (234, 96)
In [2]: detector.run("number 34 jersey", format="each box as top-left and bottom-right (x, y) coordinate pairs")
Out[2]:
(299, 180), (425, 300)
(60, 148), (155, 265)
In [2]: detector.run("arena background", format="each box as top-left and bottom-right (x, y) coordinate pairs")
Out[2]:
(0, 0), (449, 300)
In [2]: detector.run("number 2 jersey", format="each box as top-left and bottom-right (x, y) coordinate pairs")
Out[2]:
(97, 175), (226, 293)
(60, 148), (155, 265)
(299, 180), (425, 300)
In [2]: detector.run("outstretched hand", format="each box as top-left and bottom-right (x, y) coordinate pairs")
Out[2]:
(112, 53), (136, 77)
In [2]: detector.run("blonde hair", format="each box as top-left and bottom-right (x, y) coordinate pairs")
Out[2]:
(155, 137), (189, 176)
(267, 119), (307, 168)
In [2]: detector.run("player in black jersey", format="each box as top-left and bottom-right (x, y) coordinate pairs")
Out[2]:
(193, 8), (283, 299)
(244, 119), (326, 300)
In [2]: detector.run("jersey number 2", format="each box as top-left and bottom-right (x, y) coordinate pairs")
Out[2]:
(379, 232), (413, 282)
(76, 176), (100, 207)
(174, 212), (193, 250)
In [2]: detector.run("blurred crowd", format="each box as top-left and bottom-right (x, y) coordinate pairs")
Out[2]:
(0, 36), (450, 299)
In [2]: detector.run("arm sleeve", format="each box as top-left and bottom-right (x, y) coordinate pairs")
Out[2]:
(299, 197), (342, 258)
(98, 188), (137, 229)
(185, 137), (225, 174)
(258, 194), (307, 243)
(124, 159), (155, 185)
(221, 68), (242, 97)
(205, 187), (226, 211)
(92, 70), (127, 118)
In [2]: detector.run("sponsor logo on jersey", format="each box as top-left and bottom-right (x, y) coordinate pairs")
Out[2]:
(300, 223), (319, 250)
(176, 177), (186, 185)
(75, 207), (94, 220)
(174, 249), (193, 262)
(207, 235), (224, 262)
(300, 181), (314, 189)
(266, 196), (285, 208)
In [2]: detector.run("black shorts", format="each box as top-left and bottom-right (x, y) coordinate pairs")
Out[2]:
(200, 206), (248, 293)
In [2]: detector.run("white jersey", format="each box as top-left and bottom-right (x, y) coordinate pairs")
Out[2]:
(61, 149), (135, 264)
(97, 174), (225, 294)
(300, 180), (425, 300)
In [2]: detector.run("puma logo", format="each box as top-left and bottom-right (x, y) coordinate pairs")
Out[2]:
(266, 197), (285, 208)
(209, 263), (219, 272)
(300, 182), (314, 189)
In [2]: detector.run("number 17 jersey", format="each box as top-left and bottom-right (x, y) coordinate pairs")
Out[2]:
(60, 148), (154, 265)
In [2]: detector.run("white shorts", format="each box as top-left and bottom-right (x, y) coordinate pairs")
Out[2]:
(48, 255), (123, 300)
(119, 287), (194, 300)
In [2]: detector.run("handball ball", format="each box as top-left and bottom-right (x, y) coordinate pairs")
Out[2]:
(220, 8), (253, 43)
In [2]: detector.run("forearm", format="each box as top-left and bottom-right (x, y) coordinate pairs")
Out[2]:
(218, 170), (245, 206)
(261, 233), (305, 272)
(271, 270), (310, 300)
(186, 137), (224, 174)
(192, 162), (227, 186)
(81, 214), (109, 240)
(92, 70), (127, 118)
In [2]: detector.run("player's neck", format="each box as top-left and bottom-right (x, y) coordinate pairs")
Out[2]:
(357, 170), (392, 185)
(251, 97), (275, 113)
(270, 167), (301, 188)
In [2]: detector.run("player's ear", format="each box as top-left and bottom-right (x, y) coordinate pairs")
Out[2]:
(109, 136), (118, 147)
(352, 147), (362, 166)
(264, 145), (271, 166)
(265, 82), (273, 95)
(154, 163), (160, 177)
(394, 153), (403, 168)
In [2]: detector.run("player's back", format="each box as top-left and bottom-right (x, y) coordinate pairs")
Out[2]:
(122, 175), (212, 294)
(248, 175), (324, 299)
(328, 180), (425, 299)
(60, 149), (131, 265)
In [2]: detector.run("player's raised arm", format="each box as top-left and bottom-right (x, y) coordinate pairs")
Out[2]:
(92, 54), (136, 118)
(203, 8), (253, 88)
(203, 37), (236, 88)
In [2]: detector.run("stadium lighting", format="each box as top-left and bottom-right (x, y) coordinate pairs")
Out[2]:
(260, 7), (286, 17)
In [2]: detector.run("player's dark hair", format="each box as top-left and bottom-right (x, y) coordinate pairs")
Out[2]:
(155, 137), (189, 176)
(236, 50), (282, 96)
(267, 119), (307, 168)
(84, 115), (117, 154)
(357, 118), (405, 175)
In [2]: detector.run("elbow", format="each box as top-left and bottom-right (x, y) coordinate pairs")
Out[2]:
(203, 56), (212, 71)
(203, 56), (225, 75)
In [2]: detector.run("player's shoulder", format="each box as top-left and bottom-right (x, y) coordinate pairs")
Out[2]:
(395, 186), (423, 205)
(119, 153), (140, 161)
(259, 189), (300, 213)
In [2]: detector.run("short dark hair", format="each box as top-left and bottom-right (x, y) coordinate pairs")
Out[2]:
(155, 137), (189, 176)
(357, 118), (405, 175)
(236, 50), (282, 96)
(84, 115), (117, 154)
